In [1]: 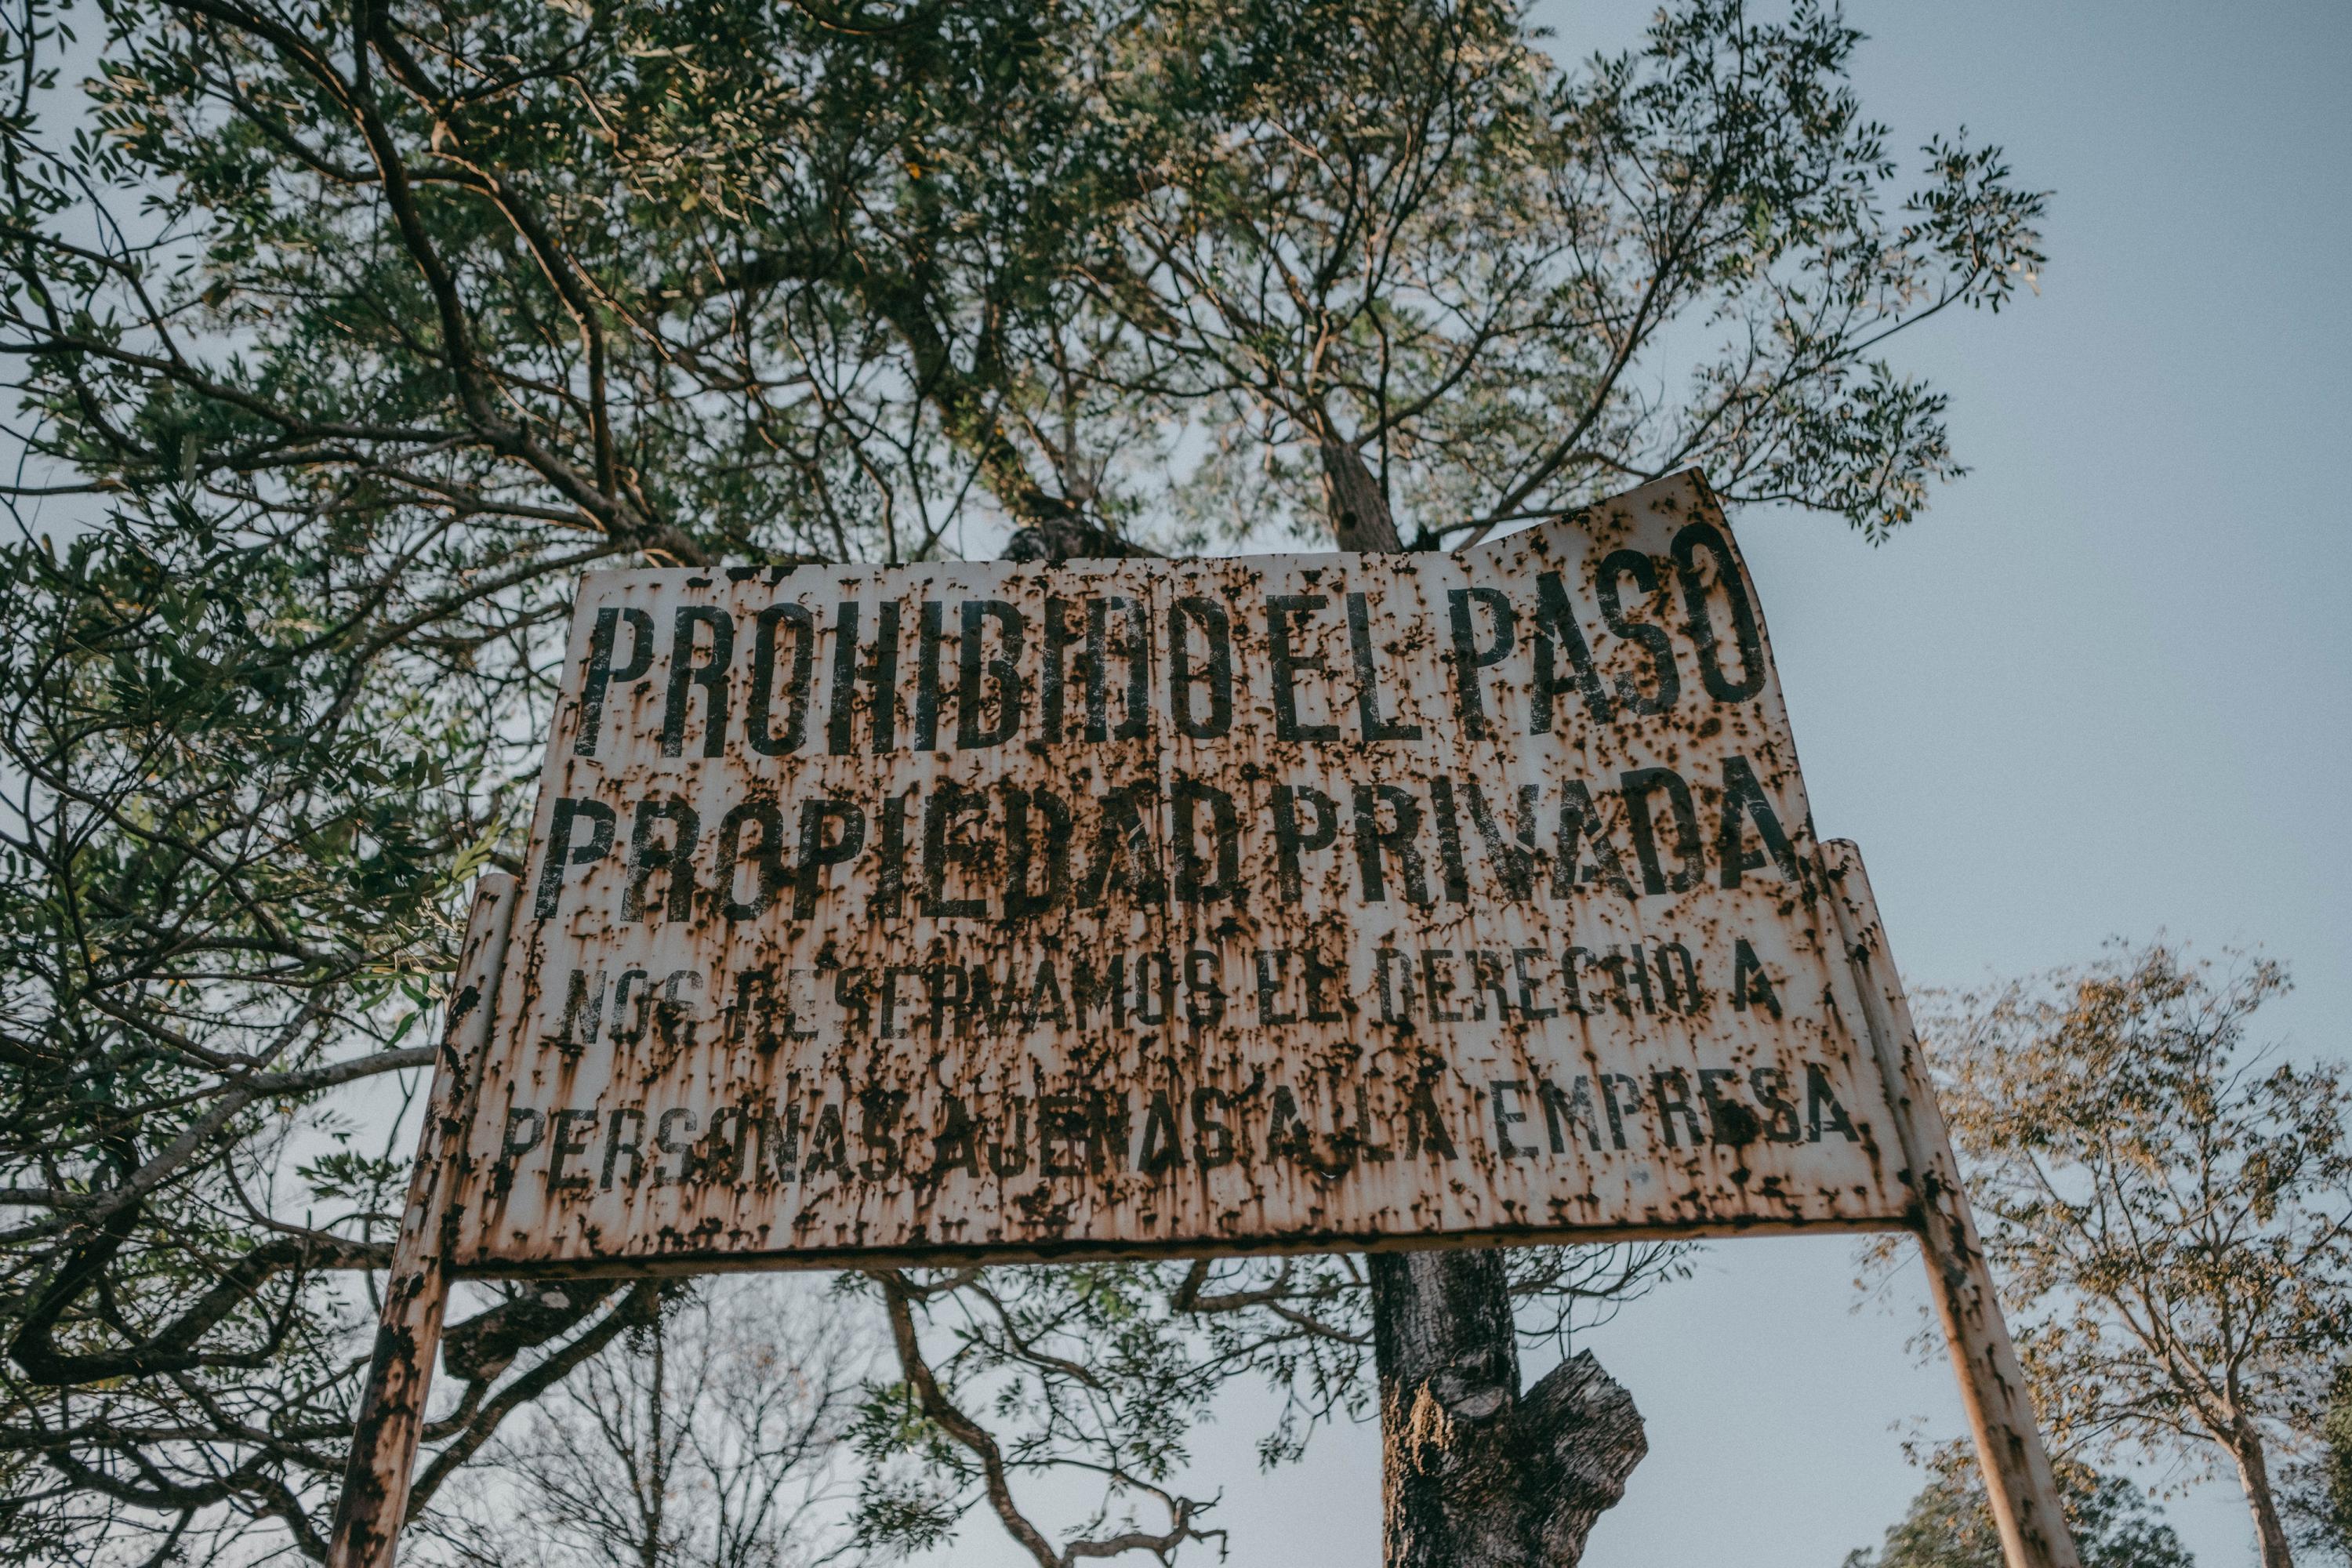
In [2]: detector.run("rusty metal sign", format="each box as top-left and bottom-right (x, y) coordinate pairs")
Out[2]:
(333, 470), (2084, 1568)
(448, 470), (1914, 1272)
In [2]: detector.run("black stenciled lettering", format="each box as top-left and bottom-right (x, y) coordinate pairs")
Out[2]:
(1191, 1088), (1237, 1168)
(607, 969), (651, 1044)
(826, 600), (900, 754)
(964, 963), (1020, 1036)
(1732, 938), (1784, 1018)
(1348, 592), (1421, 742)
(1559, 1076), (1619, 1151)
(1039, 1093), (1093, 1177)
(701, 1105), (754, 1185)
(1185, 950), (1225, 1025)
(1174, 779), (1240, 903)
(1040, 597), (1080, 742)
(1131, 952), (1174, 1027)
(660, 606), (734, 757)
(1168, 597), (1233, 738)
(534, 798), (616, 918)
(1266, 593), (1339, 742)
(1446, 587), (1515, 735)
(1673, 520), (1766, 703)
(624, 800), (700, 924)
(913, 599), (949, 751)
(1650, 1069), (1705, 1149)
(959, 599), (1025, 749)
(1594, 550), (1680, 717)
(757, 1104), (800, 1186)
(1022, 960), (1069, 1029)
(1718, 755), (1801, 887)
(1078, 782), (1164, 906)
(920, 783), (989, 917)
(1654, 941), (1702, 1012)
(1421, 950), (1462, 1022)
(1428, 776), (1472, 903)
(1270, 785), (1340, 902)
(1304, 950), (1345, 1022)
(1806, 1064), (1857, 1142)
(654, 970), (703, 1051)
(833, 969), (873, 1039)
(716, 800), (787, 920)
(747, 604), (816, 756)
(1352, 783), (1432, 906)
(877, 967), (922, 1039)
(858, 1089), (908, 1181)
(804, 1102), (851, 1180)
(492, 1108), (543, 1198)
(1553, 782), (1635, 899)
(794, 798), (866, 919)
(1085, 596), (1152, 742)
(1560, 948), (1590, 1016)
(931, 1095), (983, 1181)
(550, 967), (606, 1050)
(1003, 786), (1073, 918)
(1267, 1086), (1313, 1165)
(1624, 942), (1657, 1014)
(871, 791), (912, 919)
(601, 1108), (646, 1190)
(1462, 779), (1540, 900)
(546, 1108), (598, 1192)
(575, 606), (655, 757)
(1254, 949), (1299, 1024)
(1072, 954), (1127, 1029)
(1347, 1083), (1393, 1163)
(1599, 1073), (1642, 1148)
(1489, 1080), (1534, 1158)
(1531, 570), (1613, 731)
(1471, 951), (1511, 1022)
(1750, 1068), (1803, 1143)
(1375, 948), (1416, 1022)
(987, 1098), (1029, 1176)
(1404, 1080), (1457, 1160)
(1620, 767), (1704, 895)
(922, 965), (968, 1039)
(655, 1108), (701, 1185)
(1138, 1091), (1185, 1174)
(724, 968), (775, 1051)
(1512, 947), (1559, 1019)
(1698, 1068), (1760, 1145)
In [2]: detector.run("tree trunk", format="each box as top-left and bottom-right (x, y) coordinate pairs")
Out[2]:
(1319, 437), (1405, 554)
(1324, 437), (1649, 1566)
(1370, 1251), (1646, 1567)
(2227, 1417), (2296, 1568)
(1016, 441), (1652, 1567)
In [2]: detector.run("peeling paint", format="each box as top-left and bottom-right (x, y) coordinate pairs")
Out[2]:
(449, 470), (1916, 1274)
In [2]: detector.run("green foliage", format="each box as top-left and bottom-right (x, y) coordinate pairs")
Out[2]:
(1923, 943), (2352, 1566)
(1844, 1448), (2194, 1568)
(0, 0), (2043, 1559)
(2286, 1361), (2352, 1562)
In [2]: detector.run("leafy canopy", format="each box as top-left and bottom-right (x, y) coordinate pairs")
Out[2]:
(0, 0), (2044, 1560)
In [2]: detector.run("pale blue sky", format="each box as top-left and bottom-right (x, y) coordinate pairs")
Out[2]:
(960, 4), (2352, 1566)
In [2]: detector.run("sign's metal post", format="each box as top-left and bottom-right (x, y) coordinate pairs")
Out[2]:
(328, 873), (519, 1568)
(1820, 841), (2079, 1568)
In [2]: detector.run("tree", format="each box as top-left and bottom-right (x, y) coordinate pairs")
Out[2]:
(2285, 1361), (2352, 1563)
(0, 0), (2044, 1561)
(414, 1277), (870, 1568)
(1843, 1445), (2194, 1568)
(1922, 943), (2352, 1568)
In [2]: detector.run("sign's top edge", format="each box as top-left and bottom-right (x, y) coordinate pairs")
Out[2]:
(573, 469), (1719, 586)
